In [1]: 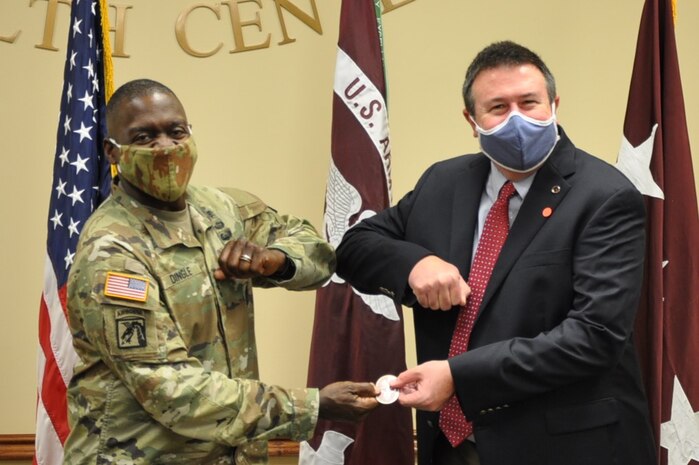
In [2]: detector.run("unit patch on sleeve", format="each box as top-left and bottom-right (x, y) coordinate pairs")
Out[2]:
(115, 310), (148, 349)
(104, 271), (149, 302)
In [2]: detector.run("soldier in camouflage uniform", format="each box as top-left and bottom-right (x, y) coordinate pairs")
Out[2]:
(64, 79), (378, 465)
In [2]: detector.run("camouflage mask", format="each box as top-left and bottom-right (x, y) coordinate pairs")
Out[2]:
(112, 137), (198, 202)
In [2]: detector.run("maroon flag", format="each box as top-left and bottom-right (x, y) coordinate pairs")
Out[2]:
(304, 1), (414, 464)
(615, 1), (699, 463)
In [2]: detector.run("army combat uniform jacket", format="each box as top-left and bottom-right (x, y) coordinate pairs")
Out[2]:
(64, 184), (335, 465)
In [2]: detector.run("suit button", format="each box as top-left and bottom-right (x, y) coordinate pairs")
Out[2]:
(479, 410), (487, 415)
(427, 420), (434, 428)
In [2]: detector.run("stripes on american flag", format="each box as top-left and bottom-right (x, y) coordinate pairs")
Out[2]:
(104, 272), (149, 302)
(35, 1), (113, 464)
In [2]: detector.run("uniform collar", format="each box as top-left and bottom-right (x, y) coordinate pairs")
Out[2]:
(111, 183), (210, 249)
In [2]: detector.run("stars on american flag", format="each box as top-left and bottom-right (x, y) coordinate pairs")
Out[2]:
(67, 186), (85, 206)
(55, 179), (67, 198)
(72, 18), (82, 38)
(58, 147), (70, 166)
(74, 121), (93, 142)
(45, 0), (111, 287)
(83, 59), (94, 79)
(50, 210), (63, 230)
(68, 218), (81, 238)
(64, 250), (75, 269)
(63, 115), (71, 135)
(78, 90), (94, 111)
(70, 153), (89, 174)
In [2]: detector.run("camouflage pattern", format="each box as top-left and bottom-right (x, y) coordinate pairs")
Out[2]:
(117, 136), (197, 202)
(64, 183), (335, 465)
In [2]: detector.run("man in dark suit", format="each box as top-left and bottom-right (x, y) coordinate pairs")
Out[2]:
(336, 41), (655, 465)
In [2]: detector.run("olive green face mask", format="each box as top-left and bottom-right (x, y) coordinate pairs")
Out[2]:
(110, 136), (198, 202)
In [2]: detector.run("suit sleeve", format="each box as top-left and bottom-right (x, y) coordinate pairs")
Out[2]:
(450, 185), (646, 418)
(336, 165), (436, 305)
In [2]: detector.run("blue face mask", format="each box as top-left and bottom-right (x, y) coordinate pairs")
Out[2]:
(472, 105), (559, 173)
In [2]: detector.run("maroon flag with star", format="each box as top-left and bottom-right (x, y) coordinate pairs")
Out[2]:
(303, 1), (414, 464)
(615, 1), (699, 463)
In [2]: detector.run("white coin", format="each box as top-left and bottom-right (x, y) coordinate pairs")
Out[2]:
(376, 374), (399, 405)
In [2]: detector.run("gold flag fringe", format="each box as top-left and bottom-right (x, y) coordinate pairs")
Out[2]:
(97, 0), (117, 178)
(672, 0), (677, 24)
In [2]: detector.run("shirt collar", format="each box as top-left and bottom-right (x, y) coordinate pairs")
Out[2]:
(486, 161), (537, 202)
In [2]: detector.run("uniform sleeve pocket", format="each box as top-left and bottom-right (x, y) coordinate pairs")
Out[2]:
(93, 269), (163, 360)
(103, 305), (161, 360)
(545, 397), (619, 434)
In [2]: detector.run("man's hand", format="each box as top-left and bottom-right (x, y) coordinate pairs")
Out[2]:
(408, 256), (470, 310)
(214, 239), (287, 280)
(318, 381), (380, 422)
(390, 361), (454, 411)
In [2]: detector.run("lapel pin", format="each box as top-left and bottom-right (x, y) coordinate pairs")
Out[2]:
(551, 185), (561, 194)
(542, 207), (553, 218)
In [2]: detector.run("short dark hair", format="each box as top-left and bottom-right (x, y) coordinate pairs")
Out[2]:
(462, 41), (556, 115)
(106, 79), (177, 132)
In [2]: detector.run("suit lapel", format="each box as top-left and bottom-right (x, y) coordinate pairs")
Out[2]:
(449, 156), (490, 276)
(477, 131), (577, 316)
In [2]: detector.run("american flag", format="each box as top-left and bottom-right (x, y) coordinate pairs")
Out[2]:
(35, 1), (113, 464)
(104, 272), (149, 302)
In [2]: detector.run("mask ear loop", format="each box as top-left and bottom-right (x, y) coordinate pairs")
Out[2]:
(107, 138), (122, 149)
(107, 138), (122, 178)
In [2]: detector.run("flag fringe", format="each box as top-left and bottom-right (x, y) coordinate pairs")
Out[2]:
(98, 0), (117, 179)
(99, 0), (114, 101)
(672, 0), (677, 23)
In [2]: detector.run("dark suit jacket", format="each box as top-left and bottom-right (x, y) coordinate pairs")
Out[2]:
(336, 128), (656, 465)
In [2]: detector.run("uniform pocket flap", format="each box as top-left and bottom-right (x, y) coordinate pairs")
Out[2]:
(546, 397), (619, 434)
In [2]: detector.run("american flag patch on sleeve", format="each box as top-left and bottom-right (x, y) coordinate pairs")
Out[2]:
(104, 272), (150, 302)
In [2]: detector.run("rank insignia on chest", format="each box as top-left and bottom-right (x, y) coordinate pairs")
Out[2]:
(104, 272), (150, 302)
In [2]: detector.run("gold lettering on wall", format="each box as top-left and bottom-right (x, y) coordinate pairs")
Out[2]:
(223, 0), (271, 53)
(31, 0), (71, 51)
(8, 0), (418, 56)
(110, 4), (133, 58)
(0, 30), (21, 44)
(176, 3), (223, 58)
(381, 0), (415, 14)
(274, 0), (322, 46)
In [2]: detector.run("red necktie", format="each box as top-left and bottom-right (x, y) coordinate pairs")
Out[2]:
(439, 180), (517, 447)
